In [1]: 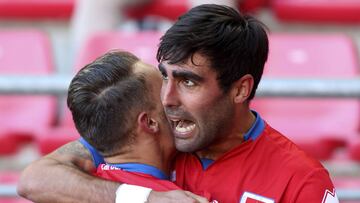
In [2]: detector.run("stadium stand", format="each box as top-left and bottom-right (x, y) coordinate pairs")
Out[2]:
(272, 0), (360, 23)
(252, 33), (360, 160)
(0, 0), (74, 20)
(0, 30), (56, 155)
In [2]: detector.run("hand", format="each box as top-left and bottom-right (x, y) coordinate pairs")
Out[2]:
(147, 190), (209, 203)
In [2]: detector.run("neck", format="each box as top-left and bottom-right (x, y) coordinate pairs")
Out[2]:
(196, 108), (255, 160)
(104, 138), (175, 176)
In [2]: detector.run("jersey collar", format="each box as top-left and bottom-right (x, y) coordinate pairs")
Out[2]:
(243, 110), (265, 141)
(108, 163), (169, 180)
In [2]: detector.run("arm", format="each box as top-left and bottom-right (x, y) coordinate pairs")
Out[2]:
(17, 140), (119, 203)
(18, 140), (209, 203)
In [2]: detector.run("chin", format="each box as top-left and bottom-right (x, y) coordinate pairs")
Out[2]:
(175, 141), (199, 153)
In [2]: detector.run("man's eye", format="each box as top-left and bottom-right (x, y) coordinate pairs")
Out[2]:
(183, 79), (195, 87)
(162, 74), (168, 80)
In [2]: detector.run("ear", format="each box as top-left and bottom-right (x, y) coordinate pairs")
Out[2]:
(138, 112), (159, 134)
(231, 74), (254, 104)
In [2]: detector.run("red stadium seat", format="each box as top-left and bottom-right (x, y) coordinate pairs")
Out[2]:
(36, 101), (78, 155)
(0, 30), (56, 154)
(76, 31), (163, 69)
(0, 0), (74, 20)
(127, 0), (269, 21)
(240, 0), (269, 12)
(252, 33), (360, 160)
(35, 125), (79, 155)
(272, 0), (360, 23)
(0, 171), (32, 203)
(348, 138), (360, 161)
(126, 0), (188, 21)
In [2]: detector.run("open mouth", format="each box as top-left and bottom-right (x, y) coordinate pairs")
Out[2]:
(171, 119), (196, 134)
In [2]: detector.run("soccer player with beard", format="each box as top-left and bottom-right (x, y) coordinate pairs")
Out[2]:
(18, 4), (338, 203)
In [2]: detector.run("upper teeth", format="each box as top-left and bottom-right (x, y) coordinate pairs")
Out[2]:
(175, 121), (196, 133)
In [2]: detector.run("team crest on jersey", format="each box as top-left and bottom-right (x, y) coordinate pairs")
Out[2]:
(240, 192), (275, 203)
(321, 188), (339, 203)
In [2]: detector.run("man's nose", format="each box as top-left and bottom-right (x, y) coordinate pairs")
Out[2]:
(161, 81), (180, 107)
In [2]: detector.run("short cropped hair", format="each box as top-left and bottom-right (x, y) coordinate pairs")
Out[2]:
(157, 4), (269, 100)
(67, 51), (153, 157)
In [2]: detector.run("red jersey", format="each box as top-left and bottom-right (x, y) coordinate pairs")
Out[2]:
(174, 123), (338, 203)
(94, 163), (180, 191)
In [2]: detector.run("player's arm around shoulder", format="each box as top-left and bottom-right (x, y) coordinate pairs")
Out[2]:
(292, 168), (339, 203)
(17, 141), (208, 203)
(17, 140), (119, 203)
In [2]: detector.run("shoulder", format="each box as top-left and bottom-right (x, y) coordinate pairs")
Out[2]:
(54, 140), (92, 160)
(260, 124), (337, 202)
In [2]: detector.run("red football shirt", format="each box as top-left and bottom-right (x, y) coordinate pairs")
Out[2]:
(174, 123), (338, 203)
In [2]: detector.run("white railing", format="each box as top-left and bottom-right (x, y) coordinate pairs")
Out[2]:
(0, 76), (360, 97)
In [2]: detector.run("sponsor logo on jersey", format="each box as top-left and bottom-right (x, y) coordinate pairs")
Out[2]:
(321, 188), (339, 203)
(240, 191), (275, 203)
(99, 164), (121, 171)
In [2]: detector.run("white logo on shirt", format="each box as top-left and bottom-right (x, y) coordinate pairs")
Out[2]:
(322, 188), (339, 203)
(240, 191), (275, 203)
(99, 164), (121, 171)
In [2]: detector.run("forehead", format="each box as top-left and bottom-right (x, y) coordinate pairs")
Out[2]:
(133, 61), (161, 85)
(134, 61), (158, 75)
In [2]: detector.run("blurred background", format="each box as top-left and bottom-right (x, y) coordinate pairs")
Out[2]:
(0, 0), (359, 202)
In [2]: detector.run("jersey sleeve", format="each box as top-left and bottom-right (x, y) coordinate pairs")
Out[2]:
(293, 168), (339, 203)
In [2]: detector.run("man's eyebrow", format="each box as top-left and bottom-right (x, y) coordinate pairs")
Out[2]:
(172, 70), (204, 82)
(158, 63), (204, 82)
(158, 63), (165, 72)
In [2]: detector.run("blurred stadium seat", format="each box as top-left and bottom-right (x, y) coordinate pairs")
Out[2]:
(0, 0), (74, 20)
(349, 139), (360, 161)
(0, 30), (56, 155)
(126, 0), (187, 21)
(35, 125), (79, 155)
(126, 0), (269, 21)
(0, 171), (31, 203)
(240, 0), (269, 12)
(76, 31), (162, 68)
(252, 33), (360, 160)
(0, 0), (271, 22)
(272, 0), (360, 23)
(35, 87), (78, 155)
